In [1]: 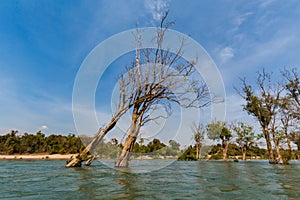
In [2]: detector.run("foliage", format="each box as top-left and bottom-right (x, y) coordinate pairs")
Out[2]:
(232, 122), (256, 160)
(238, 68), (300, 164)
(233, 122), (255, 146)
(206, 121), (232, 160)
(290, 131), (300, 150)
(207, 121), (232, 141)
(178, 145), (197, 161)
(0, 130), (84, 155)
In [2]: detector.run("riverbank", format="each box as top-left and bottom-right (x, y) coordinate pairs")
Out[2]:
(0, 154), (75, 160)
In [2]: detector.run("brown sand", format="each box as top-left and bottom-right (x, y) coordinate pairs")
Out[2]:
(0, 154), (76, 160)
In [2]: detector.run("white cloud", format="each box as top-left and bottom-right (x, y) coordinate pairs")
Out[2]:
(259, 0), (276, 8)
(145, 0), (170, 21)
(39, 125), (49, 130)
(219, 46), (234, 63)
(232, 12), (253, 28)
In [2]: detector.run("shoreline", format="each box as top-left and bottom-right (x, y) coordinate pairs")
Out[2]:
(0, 154), (75, 160)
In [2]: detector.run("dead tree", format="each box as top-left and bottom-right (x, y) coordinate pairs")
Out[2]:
(66, 71), (136, 167)
(115, 12), (212, 167)
(67, 12), (212, 168)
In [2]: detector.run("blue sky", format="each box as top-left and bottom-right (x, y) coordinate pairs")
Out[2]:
(1, 0), (300, 146)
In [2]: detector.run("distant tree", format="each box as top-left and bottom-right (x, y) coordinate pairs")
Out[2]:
(169, 140), (180, 151)
(278, 96), (295, 161)
(178, 145), (197, 161)
(282, 68), (300, 119)
(146, 138), (166, 153)
(290, 131), (300, 150)
(237, 70), (282, 164)
(207, 121), (232, 161)
(191, 122), (205, 160)
(232, 122), (255, 160)
(282, 68), (300, 155)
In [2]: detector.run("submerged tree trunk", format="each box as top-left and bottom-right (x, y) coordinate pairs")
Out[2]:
(65, 117), (118, 168)
(115, 135), (138, 167)
(222, 140), (229, 161)
(195, 143), (199, 160)
(242, 146), (247, 161)
(115, 111), (141, 168)
(263, 127), (275, 164)
(272, 134), (284, 165)
(85, 155), (95, 166)
(285, 130), (292, 161)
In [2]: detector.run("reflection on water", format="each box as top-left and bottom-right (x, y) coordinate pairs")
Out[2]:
(0, 160), (299, 199)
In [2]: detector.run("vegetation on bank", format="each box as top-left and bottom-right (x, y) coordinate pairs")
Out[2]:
(178, 144), (300, 161)
(0, 130), (83, 155)
(2, 130), (299, 162)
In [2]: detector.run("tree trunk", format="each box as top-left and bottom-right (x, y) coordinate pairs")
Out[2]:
(65, 118), (117, 168)
(115, 112), (140, 168)
(199, 145), (202, 161)
(195, 143), (199, 160)
(286, 133), (292, 161)
(222, 140), (228, 161)
(85, 155), (95, 166)
(242, 146), (246, 161)
(263, 126), (275, 163)
(115, 135), (137, 167)
(272, 136), (284, 165)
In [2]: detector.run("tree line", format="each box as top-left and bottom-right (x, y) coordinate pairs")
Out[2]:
(0, 130), (181, 157)
(184, 120), (300, 162)
(185, 68), (300, 164)
(0, 130), (83, 155)
(2, 113), (298, 163)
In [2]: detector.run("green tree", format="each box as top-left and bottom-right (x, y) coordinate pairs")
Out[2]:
(169, 140), (180, 151)
(178, 145), (197, 161)
(191, 123), (205, 160)
(146, 138), (166, 153)
(290, 131), (300, 150)
(207, 121), (232, 161)
(238, 70), (281, 164)
(232, 122), (255, 160)
(282, 68), (300, 118)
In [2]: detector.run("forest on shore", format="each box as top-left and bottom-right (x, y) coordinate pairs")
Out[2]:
(1, 130), (299, 161)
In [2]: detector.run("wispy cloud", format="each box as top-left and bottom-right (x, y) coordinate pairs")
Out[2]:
(145, 0), (170, 21)
(259, 0), (276, 8)
(219, 46), (234, 63)
(232, 12), (253, 28)
(230, 12), (253, 35)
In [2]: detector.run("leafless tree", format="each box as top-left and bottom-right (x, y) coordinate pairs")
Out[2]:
(66, 12), (213, 168)
(66, 76), (137, 167)
(115, 12), (212, 167)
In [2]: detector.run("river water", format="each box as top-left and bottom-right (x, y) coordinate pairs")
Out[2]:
(0, 159), (299, 199)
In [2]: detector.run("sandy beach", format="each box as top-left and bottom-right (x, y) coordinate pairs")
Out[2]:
(0, 154), (76, 160)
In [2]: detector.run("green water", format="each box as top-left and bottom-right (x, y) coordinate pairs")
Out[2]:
(0, 159), (299, 199)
